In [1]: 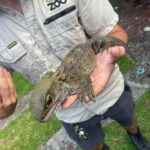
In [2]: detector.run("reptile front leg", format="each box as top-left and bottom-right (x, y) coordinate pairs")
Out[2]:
(77, 74), (95, 102)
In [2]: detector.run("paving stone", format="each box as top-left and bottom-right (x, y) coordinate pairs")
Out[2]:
(39, 128), (80, 150)
(126, 63), (150, 99)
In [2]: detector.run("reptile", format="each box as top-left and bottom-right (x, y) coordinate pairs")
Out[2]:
(28, 36), (126, 122)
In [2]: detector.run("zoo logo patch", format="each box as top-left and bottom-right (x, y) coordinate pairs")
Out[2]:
(47, 0), (67, 11)
(46, 0), (75, 16)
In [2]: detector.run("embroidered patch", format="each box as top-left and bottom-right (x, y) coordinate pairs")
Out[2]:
(46, 0), (75, 16)
(7, 41), (17, 49)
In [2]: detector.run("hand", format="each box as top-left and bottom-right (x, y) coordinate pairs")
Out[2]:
(91, 46), (125, 96)
(0, 67), (17, 119)
(61, 46), (125, 109)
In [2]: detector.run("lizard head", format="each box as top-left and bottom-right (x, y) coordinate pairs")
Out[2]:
(91, 36), (126, 54)
(29, 72), (60, 122)
(91, 38), (108, 54)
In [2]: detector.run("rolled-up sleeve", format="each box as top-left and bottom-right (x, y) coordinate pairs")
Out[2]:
(77, 0), (119, 37)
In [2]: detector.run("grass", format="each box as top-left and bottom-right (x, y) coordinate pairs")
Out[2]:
(0, 110), (61, 150)
(109, 0), (119, 6)
(118, 54), (135, 74)
(13, 72), (34, 99)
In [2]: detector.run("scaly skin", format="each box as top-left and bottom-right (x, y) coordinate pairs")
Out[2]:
(29, 36), (126, 122)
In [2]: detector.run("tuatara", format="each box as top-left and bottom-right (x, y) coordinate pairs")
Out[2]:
(29, 36), (126, 122)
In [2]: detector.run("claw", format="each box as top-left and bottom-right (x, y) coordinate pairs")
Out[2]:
(78, 94), (84, 102)
(88, 94), (95, 102)
(83, 94), (95, 102)
(78, 92), (95, 103)
(69, 88), (80, 95)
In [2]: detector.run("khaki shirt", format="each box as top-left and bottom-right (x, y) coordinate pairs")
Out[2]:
(0, 0), (124, 123)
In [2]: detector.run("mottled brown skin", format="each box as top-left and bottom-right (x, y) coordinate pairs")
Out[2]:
(29, 36), (126, 122)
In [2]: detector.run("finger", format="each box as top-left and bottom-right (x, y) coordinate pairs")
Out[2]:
(3, 70), (17, 103)
(61, 94), (78, 109)
(109, 46), (125, 58)
(0, 68), (10, 101)
(91, 67), (114, 96)
(0, 68), (16, 106)
(93, 83), (105, 96)
(0, 102), (17, 119)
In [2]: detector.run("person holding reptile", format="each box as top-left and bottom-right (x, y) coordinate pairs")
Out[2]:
(0, 0), (150, 149)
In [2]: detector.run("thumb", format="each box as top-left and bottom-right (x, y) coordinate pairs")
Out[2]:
(109, 46), (126, 58)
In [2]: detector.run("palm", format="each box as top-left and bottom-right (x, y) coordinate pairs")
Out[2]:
(91, 50), (115, 96)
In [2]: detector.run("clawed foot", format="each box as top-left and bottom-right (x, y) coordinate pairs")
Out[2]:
(77, 74), (95, 102)
(61, 86), (95, 103)
(78, 91), (95, 102)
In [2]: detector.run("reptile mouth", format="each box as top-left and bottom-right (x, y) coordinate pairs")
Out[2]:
(42, 92), (67, 121)
(42, 103), (59, 121)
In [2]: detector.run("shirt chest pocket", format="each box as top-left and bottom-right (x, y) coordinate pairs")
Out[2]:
(0, 42), (27, 64)
(44, 6), (83, 38)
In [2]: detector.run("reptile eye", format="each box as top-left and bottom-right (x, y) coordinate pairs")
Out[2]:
(92, 40), (105, 52)
(46, 95), (53, 105)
